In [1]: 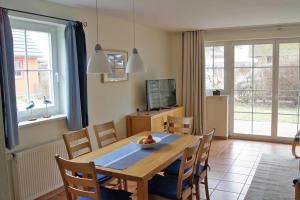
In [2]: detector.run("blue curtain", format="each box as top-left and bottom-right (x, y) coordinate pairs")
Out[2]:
(65, 22), (88, 130)
(0, 8), (19, 149)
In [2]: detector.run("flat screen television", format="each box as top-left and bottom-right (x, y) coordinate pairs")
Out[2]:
(146, 79), (177, 111)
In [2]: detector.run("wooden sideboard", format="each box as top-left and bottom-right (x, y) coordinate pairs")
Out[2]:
(127, 106), (185, 136)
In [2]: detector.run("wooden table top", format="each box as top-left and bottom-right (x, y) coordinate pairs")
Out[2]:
(72, 131), (201, 181)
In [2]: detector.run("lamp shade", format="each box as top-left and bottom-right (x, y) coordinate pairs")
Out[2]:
(126, 48), (145, 73)
(87, 44), (111, 74)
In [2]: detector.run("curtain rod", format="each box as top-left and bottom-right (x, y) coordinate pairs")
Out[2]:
(1, 7), (87, 27)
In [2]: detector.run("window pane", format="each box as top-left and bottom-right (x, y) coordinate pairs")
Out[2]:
(28, 71), (54, 109)
(13, 29), (26, 77)
(205, 68), (213, 90)
(278, 91), (299, 114)
(234, 91), (252, 112)
(253, 68), (272, 90)
(213, 68), (224, 89)
(279, 43), (299, 67)
(234, 113), (252, 134)
(254, 44), (273, 67)
(26, 30), (52, 70)
(15, 71), (28, 111)
(234, 68), (252, 90)
(235, 45), (252, 67)
(278, 68), (299, 91)
(214, 46), (224, 68)
(253, 114), (271, 136)
(277, 115), (298, 138)
(205, 47), (213, 68)
(253, 91), (272, 113)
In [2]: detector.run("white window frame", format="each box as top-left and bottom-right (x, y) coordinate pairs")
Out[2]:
(226, 38), (300, 142)
(10, 17), (61, 122)
(231, 40), (275, 137)
(205, 43), (225, 91)
(205, 42), (230, 94)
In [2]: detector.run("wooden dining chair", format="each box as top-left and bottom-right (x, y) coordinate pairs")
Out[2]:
(148, 138), (201, 200)
(163, 129), (215, 200)
(93, 121), (118, 148)
(55, 155), (132, 200)
(292, 130), (300, 158)
(62, 128), (111, 184)
(93, 121), (127, 190)
(193, 129), (215, 200)
(62, 128), (92, 160)
(293, 177), (300, 200)
(166, 116), (193, 135)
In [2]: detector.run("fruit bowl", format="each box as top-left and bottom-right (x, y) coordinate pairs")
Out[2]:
(130, 134), (162, 149)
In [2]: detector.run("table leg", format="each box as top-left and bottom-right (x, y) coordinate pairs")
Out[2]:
(137, 179), (148, 200)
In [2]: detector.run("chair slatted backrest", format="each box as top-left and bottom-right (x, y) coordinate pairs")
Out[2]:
(176, 138), (201, 199)
(55, 155), (100, 200)
(195, 129), (215, 176)
(167, 116), (193, 135)
(93, 121), (118, 148)
(63, 128), (92, 159)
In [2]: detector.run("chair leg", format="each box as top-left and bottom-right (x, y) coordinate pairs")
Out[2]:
(123, 179), (128, 190)
(194, 177), (200, 200)
(117, 178), (122, 189)
(292, 141), (299, 158)
(296, 182), (300, 200)
(204, 175), (210, 200)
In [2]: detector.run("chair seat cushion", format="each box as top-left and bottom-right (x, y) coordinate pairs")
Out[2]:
(76, 172), (111, 183)
(78, 187), (132, 200)
(164, 159), (205, 176)
(294, 136), (300, 142)
(148, 174), (188, 200)
(293, 177), (300, 185)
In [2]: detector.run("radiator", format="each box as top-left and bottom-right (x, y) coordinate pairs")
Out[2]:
(12, 139), (68, 200)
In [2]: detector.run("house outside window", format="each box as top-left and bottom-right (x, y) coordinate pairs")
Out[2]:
(10, 17), (62, 121)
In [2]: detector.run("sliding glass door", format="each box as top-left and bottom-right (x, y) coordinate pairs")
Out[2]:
(230, 39), (300, 139)
(277, 42), (300, 138)
(233, 43), (273, 136)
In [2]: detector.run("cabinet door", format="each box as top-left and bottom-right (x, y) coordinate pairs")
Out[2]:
(151, 116), (165, 132)
(128, 117), (151, 136)
(172, 107), (185, 117)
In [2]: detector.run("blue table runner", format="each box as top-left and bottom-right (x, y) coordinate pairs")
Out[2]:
(93, 133), (180, 170)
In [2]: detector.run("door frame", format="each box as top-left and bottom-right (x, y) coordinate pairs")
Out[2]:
(228, 38), (300, 142)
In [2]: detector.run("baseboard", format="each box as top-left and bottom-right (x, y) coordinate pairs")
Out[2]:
(35, 186), (64, 200)
(213, 135), (228, 140)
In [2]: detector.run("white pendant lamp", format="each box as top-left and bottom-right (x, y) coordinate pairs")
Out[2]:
(126, 0), (145, 73)
(87, 0), (111, 74)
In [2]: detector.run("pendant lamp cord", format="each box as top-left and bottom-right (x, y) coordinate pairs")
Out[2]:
(96, 0), (99, 44)
(132, 0), (136, 48)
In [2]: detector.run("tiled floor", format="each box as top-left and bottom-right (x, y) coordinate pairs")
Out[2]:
(42, 139), (291, 200)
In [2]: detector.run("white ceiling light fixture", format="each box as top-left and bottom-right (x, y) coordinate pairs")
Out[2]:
(126, 0), (145, 73)
(87, 0), (111, 74)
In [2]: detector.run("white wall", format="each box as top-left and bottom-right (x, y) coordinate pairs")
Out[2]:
(1, 0), (173, 152)
(170, 32), (182, 105)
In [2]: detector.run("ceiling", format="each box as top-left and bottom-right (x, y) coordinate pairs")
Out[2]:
(46, 0), (300, 31)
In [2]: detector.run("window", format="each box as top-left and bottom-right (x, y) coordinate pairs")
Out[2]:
(277, 42), (300, 138)
(233, 43), (273, 136)
(205, 45), (225, 90)
(230, 39), (300, 139)
(14, 60), (23, 79)
(10, 18), (61, 121)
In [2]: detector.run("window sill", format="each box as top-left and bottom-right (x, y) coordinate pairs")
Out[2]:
(18, 114), (67, 128)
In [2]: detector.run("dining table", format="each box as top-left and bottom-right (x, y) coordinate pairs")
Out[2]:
(71, 131), (201, 200)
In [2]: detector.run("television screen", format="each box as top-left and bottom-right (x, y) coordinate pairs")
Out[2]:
(146, 79), (176, 110)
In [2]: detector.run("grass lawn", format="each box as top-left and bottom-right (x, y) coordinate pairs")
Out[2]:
(234, 104), (299, 123)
